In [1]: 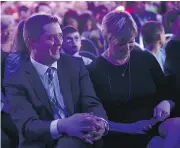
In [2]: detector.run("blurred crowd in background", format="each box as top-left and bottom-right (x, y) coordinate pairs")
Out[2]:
(1, 1), (180, 55)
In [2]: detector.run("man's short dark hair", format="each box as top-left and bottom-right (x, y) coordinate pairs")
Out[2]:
(18, 5), (29, 14)
(62, 26), (78, 37)
(23, 14), (59, 42)
(141, 21), (164, 45)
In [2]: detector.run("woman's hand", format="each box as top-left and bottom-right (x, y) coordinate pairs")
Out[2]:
(154, 100), (171, 121)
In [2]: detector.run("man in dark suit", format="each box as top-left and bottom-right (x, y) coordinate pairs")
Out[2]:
(3, 14), (108, 148)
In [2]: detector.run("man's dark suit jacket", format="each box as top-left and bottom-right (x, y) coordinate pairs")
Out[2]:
(1, 50), (8, 93)
(3, 54), (108, 148)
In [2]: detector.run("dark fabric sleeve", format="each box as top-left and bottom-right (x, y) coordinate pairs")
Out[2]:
(165, 40), (180, 75)
(164, 40), (180, 115)
(145, 51), (170, 103)
(3, 74), (53, 143)
(79, 59), (108, 121)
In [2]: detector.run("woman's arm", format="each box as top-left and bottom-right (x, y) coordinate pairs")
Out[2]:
(146, 51), (175, 120)
(109, 118), (158, 134)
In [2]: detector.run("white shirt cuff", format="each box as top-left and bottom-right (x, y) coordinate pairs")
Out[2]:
(50, 119), (62, 139)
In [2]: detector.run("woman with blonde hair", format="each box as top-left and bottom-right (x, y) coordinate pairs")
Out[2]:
(88, 10), (177, 148)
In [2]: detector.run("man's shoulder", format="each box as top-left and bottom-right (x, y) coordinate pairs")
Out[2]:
(3, 64), (25, 86)
(60, 53), (83, 65)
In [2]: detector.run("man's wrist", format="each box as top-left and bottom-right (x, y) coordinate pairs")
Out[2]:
(50, 119), (63, 139)
(57, 118), (66, 134)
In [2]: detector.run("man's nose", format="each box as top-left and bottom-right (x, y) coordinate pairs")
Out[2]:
(72, 38), (76, 44)
(54, 37), (63, 46)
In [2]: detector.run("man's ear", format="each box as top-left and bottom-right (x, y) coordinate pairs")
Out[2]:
(26, 38), (36, 51)
(155, 33), (161, 42)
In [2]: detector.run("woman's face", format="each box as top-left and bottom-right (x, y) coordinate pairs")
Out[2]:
(109, 36), (135, 60)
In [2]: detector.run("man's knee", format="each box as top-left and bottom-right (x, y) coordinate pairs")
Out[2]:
(146, 136), (164, 148)
(55, 136), (92, 148)
(55, 136), (103, 148)
(159, 118), (180, 137)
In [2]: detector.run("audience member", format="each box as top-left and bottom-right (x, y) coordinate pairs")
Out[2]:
(79, 12), (97, 35)
(17, 5), (30, 22)
(34, 2), (52, 14)
(141, 21), (166, 71)
(5, 20), (29, 77)
(94, 5), (108, 30)
(1, 15), (16, 53)
(131, 2), (157, 43)
(61, 26), (92, 65)
(164, 9), (180, 35)
(164, 10), (180, 75)
(88, 10), (175, 148)
(63, 9), (79, 30)
(3, 14), (108, 148)
(79, 12), (105, 54)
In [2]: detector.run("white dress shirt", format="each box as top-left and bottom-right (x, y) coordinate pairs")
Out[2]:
(30, 57), (65, 139)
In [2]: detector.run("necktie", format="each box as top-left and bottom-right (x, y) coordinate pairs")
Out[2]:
(47, 67), (66, 119)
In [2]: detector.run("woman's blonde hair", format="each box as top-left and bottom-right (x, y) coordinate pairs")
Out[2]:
(102, 10), (138, 45)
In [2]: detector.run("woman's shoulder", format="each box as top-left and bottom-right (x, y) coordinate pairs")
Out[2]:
(132, 47), (154, 59)
(131, 48), (158, 68)
(166, 39), (180, 54)
(87, 56), (105, 72)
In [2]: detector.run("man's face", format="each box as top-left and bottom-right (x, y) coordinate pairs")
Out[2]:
(33, 22), (63, 63)
(62, 32), (81, 55)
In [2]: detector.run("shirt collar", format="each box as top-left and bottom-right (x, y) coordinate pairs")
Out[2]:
(30, 56), (57, 76)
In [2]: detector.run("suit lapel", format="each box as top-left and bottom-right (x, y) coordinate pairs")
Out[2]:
(57, 56), (74, 116)
(24, 60), (53, 114)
